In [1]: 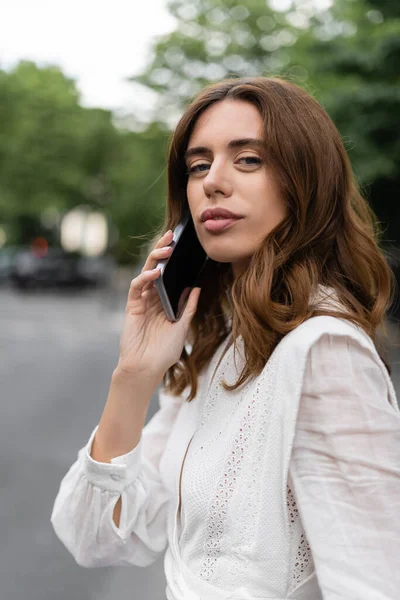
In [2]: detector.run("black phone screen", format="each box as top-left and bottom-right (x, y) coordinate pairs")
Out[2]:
(162, 216), (208, 319)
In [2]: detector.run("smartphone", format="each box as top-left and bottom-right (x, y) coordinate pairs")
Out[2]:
(154, 212), (208, 321)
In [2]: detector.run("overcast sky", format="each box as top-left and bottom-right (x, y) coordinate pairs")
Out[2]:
(0, 0), (176, 116)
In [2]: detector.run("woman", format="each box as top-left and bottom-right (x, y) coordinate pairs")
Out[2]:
(51, 77), (400, 599)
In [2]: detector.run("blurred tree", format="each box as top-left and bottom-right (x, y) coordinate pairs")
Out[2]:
(0, 61), (169, 261)
(0, 61), (120, 248)
(108, 121), (171, 263)
(292, 0), (400, 244)
(0, 62), (115, 217)
(133, 0), (298, 124)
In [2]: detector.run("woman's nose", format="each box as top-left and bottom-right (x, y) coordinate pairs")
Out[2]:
(202, 162), (233, 198)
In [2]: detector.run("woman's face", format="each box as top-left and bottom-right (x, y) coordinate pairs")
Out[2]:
(185, 99), (287, 276)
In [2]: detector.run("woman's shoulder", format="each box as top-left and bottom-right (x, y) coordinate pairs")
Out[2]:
(277, 284), (376, 358)
(281, 315), (374, 358)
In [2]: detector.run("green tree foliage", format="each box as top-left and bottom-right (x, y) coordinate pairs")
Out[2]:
(293, 0), (400, 242)
(0, 61), (169, 261)
(0, 62), (116, 217)
(134, 0), (299, 123)
(107, 122), (171, 263)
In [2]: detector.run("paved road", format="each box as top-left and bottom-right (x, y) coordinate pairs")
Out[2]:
(2, 283), (400, 600)
(1, 283), (166, 600)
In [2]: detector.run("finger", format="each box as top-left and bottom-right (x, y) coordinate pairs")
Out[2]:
(141, 230), (173, 273)
(179, 287), (201, 327)
(128, 268), (161, 302)
(141, 277), (158, 293)
(140, 245), (173, 274)
(156, 229), (173, 247)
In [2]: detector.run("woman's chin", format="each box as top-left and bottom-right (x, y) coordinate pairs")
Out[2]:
(206, 251), (238, 263)
(206, 249), (251, 270)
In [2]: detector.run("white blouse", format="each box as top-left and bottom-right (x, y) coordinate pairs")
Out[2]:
(51, 317), (400, 599)
(292, 334), (400, 599)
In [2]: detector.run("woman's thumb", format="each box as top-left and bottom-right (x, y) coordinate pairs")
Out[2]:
(181, 287), (201, 324)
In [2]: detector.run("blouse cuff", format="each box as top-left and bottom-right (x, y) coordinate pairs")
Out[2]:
(81, 427), (143, 493)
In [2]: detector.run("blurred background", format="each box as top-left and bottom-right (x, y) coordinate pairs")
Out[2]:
(1, 0), (400, 598)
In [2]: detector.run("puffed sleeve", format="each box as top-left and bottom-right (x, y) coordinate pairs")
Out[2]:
(51, 388), (183, 568)
(290, 333), (400, 600)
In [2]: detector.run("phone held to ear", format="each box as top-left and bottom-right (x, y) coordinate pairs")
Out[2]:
(154, 212), (208, 322)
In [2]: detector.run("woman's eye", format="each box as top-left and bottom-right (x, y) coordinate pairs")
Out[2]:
(188, 163), (210, 174)
(238, 156), (262, 166)
(187, 156), (261, 175)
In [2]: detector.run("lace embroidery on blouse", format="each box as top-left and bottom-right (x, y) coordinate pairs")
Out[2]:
(199, 348), (277, 584)
(287, 482), (314, 591)
(231, 353), (277, 586)
(199, 383), (254, 580)
(197, 339), (314, 589)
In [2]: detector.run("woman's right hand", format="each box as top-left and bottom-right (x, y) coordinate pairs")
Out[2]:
(115, 229), (201, 385)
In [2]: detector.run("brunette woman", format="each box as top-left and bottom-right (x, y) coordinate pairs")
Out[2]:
(52, 77), (400, 600)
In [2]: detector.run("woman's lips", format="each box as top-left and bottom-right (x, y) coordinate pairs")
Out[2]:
(203, 217), (243, 232)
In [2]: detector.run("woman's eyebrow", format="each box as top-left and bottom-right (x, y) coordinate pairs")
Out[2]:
(184, 138), (265, 160)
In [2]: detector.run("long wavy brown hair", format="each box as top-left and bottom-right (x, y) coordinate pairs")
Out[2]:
(149, 76), (395, 401)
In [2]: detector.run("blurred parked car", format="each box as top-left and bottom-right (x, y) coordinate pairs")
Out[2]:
(0, 246), (18, 283)
(9, 246), (115, 290)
